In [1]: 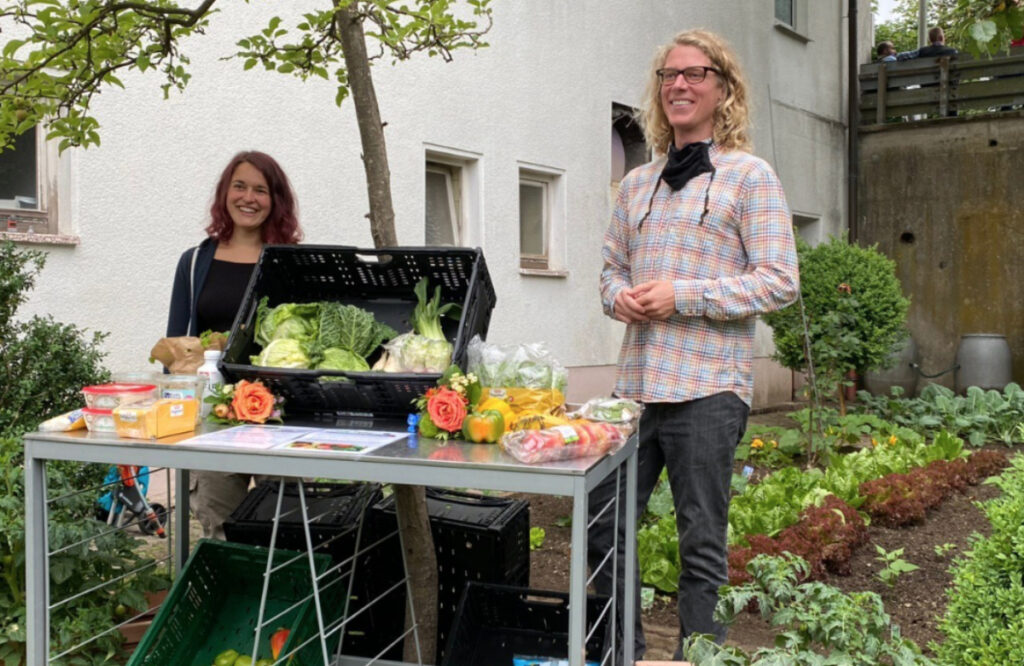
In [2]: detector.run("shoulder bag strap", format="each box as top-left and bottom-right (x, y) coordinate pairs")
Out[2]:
(186, 246), (199, 335)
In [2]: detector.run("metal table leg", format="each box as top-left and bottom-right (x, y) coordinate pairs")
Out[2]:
(569, 478), (589, 666)
(25, 453), (48, 666)
(623, 449), (638, 666)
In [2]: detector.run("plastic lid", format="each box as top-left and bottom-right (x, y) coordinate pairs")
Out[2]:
(82, 382), (158, 394)
(81, 407), (114, 415)
(204, 349), (223, 360)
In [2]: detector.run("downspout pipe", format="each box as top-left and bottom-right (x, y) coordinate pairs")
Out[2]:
(848, 0), (859, 243)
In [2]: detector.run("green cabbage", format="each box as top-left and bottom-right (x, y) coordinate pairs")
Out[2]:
(317, 302), (396, 358)
(254, 298), (320, 347)
(251, 338), (311, 368)
(316, 347), (370, 372)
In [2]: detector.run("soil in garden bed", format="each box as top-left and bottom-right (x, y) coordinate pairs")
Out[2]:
(521, 431), (1014, 661)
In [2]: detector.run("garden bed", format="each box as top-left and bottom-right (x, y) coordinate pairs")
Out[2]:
(522, 434), (1016, 661)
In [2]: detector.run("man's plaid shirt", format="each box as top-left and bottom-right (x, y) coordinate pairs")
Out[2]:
(600, 143), (799, 406)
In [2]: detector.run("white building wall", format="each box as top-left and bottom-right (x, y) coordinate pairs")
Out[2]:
(8, 1), (871, 405)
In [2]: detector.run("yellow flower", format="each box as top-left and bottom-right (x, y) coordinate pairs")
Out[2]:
(751, 438), (764, 449)
(770, 440), (779, 448)
(871, 438), (879, 447)
(888, 435), (898, 446)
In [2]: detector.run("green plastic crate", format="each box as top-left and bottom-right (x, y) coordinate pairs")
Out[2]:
(127, 539), (342, 666)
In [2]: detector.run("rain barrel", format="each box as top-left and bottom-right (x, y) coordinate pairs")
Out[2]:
(954, 334), (1013, 393)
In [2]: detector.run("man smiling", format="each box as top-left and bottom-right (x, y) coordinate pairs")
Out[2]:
(590, 29), (799, 660)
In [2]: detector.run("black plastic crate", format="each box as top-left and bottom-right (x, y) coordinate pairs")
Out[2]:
(222, 481), (384, 659)
(441, 583), (611, 666)
(363, 488), (531, 663)
(223, 480), (381, 557)
(220, 245), (496, 417)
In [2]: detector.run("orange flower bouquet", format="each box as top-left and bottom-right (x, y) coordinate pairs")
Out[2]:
(414, 365), (481, 440)
(206, 379), (284, 425)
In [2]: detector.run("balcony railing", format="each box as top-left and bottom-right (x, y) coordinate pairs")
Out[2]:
(859, 46), (1024, 125)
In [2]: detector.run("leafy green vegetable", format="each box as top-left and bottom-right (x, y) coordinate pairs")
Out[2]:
(254, 298), (319, 347)
(252, 338), (311, 368)
(316, 347), (369, 372)
(318, 301), (396, 358)
(412, 278), (460, 341)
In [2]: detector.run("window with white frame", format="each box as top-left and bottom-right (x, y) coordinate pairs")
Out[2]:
(517, 165), (565, 273)
(0, 125), (71, 239)
(425, 161), (461, 246)
(423, 145), (481, 248)
(774, 0), (795, 26)
(519, 176), (548, 269)
(773, 0), (809, 40)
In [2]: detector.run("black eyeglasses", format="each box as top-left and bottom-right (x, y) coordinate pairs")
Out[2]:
(656, 66), (720, 86)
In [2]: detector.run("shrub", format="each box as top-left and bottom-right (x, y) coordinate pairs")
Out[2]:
(763, 236), (909, 407)
(0, 241), (166, 665)
(935, 455), (1024, 665)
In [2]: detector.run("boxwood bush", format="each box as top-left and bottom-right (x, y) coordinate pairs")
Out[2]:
(935, 454), (1024, 665)
(763, 236), (909, 402)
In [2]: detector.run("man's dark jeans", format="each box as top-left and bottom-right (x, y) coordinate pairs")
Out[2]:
(587, 392), (749, 660)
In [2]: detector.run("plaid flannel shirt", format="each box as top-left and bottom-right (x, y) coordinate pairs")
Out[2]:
(600, 144), (799, 406)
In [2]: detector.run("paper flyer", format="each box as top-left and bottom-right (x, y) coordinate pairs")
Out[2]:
(181, 425), (317, 450)
(275, 428), (407, 455)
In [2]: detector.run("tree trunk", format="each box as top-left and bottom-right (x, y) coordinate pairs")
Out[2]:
(335, 5), (436, 662)
(392, 484), (438, 663)
(335, 2), (399, 248)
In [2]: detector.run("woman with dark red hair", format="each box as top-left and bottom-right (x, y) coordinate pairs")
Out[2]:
(165, 150), (302, 539)
(167, 150), (302, 339)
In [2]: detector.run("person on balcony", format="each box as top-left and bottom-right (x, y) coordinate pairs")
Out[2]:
(914, 26), (957, 58)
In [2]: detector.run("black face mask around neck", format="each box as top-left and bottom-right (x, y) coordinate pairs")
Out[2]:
(660, 141), (713, 191)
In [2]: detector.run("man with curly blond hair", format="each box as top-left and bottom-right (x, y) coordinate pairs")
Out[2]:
(591, 29), (799, 660)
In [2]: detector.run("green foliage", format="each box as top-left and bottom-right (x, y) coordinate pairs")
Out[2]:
(0, 242), (167, 664)
(682, 554), (936, 665)
(947, 0), (1024, 57)
(528, 526), (545, 551)
(935, 454), (1024, 665)
(875, 545), (919, 587)
(933, 542), (957, 559)
(0, 242), (109, 438)
(857, 382), (1024, 446)
(735, 425), (803, 470)
(727, 428), (964, 548)
(0, 0), (493, 150)
(763, 236), (909, 400)
(637, 513), (679, 594)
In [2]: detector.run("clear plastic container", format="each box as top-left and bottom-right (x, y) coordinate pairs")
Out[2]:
(112, 371), (163, 385)
(81, 383), (159, 410)
(81, 407), (117, 433)
(160, 375), (206, 425)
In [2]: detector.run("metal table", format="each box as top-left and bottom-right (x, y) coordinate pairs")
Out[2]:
(24, 425), (637, 666)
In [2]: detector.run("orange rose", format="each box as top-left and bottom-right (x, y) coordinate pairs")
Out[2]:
(427, 387), (467, 432)
(231, 379), (276, 424)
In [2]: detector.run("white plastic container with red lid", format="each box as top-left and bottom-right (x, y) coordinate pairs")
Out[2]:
(81, 383), (158, 410)
(81, 408), (118, 432)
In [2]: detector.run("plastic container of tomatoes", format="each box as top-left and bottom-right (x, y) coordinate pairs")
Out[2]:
(499, 420), (626, 464)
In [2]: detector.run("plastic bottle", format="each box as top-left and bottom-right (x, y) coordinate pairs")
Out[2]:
(196, 349), (224, 418)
